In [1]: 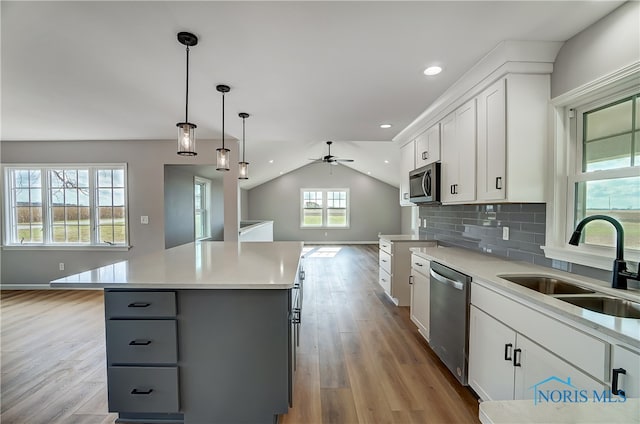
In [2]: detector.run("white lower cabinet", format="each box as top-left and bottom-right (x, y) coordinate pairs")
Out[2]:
(410, 254), (430, 342)
(612, 345), (640, 398)
(469, 304), (604, 402)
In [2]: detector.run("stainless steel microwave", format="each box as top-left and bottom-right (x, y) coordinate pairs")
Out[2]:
(409, 163), (441, 204)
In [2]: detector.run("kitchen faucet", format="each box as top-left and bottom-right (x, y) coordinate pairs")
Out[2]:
(568, 215), (639, 290)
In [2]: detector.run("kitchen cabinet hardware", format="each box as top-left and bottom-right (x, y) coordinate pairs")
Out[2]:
(495, 177), (502, 189)
(504, 343), (512, 361)
(612, 368), (627, 396)
(129, 339), (152, 346)
(131, 388), (153, 395)
(512, 348), (521, 366)
(128, 302), (151, 308)
(422, 151), (429, 160)
(414, 262), (423, 267)
(409, 275), (414, 285)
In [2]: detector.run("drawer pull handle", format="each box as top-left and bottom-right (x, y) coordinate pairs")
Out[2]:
(131, 388), (153, 395)
(612, 368), (626, 396)
(513, 348), (522, 367)
(504, 343), (513, 361)
(129, 339), (152, 346)
(128, 302), (151, 308)
(382, 259), (387, 262)
(414, 262), (423, 267)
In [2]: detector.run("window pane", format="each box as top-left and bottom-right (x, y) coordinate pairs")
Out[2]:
(98, 170), (112, 187)
(98, 189), (113, 206)
(585, 99), (632, 141)
(100, 226), (114, 244)
(634, 130), (640, 166)
(575, 176), (640, 250)
(303, 209), (322, 226)
(195, 211), (203, 239)
(584, 133), (632, 171)
(327, 208), (347, 227)
(112, 169), (125, 187)
(113, 189), (125, 206)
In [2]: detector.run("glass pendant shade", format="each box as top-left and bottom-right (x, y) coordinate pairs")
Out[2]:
(238, 161), (249, 179)
(216, 147), (230, 171)
(176, 122), (197, 156)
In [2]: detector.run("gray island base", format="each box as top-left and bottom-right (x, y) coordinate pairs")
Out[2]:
(51, 241), (304, 424)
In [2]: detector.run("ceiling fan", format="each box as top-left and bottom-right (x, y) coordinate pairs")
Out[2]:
(309, 141), (354, 165)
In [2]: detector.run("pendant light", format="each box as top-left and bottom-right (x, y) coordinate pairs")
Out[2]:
(176, 32), (198, 156)
(238, 112), (250, 179)
(216, 84), (231, 171)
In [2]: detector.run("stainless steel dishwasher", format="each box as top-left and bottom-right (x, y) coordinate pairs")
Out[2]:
(429, 261), (472, 385)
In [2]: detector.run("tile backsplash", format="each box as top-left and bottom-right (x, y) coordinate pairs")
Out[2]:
(418, 203), (615, 284)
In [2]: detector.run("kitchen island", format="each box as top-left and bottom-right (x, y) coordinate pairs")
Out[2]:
(51, 241), (304, 424)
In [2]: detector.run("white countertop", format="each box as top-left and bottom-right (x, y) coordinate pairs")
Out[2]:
(379, 234), (434, 242)
(410, 245), (640, 349)
(479, 398), (639, 423)
(50, 241), (304, 289)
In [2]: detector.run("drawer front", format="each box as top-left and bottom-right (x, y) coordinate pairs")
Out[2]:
(106, 320), (177, 365)
(108, 366), (179, 413)
(379, 251), (392, 274)
(411, 254), (430, 276)
(379, 240), (392, 255)
(106, 291), (176, 318)
(379, 268), (391, 294)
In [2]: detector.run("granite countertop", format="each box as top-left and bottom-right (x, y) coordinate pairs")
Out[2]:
(50, 241), (304, 290)
(378, 234), (435, 242)
(479, 398), (639, 423)
(410, 245), (640, 348)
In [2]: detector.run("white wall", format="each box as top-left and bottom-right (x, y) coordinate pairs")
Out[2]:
(248, 162), (401, 242)
(551, 1), (640, 98)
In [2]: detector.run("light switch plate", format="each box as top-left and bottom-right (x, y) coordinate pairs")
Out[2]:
(141, 216), (149, 224)
(502, 227), (509, 240)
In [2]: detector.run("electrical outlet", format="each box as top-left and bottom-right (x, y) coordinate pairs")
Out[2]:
(141, 216), (149, 224)
(423, 218), (428, 227)
(502, 227), (509, 241)
(59, 262), (65, 271)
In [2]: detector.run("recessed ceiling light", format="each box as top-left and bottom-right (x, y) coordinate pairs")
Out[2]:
(380, 124), (392, 129)
(279, 171), (283, 175)
(424, 66), (442, 76)
(269, 160), (274, 164)
(384, 160), (389, 164)
(367, 172), (371, 175)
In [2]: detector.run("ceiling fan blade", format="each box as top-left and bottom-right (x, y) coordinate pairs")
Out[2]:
(335, 158), (354, 162)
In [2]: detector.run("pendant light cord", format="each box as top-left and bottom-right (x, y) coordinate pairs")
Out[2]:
(242, 116), (246, 161)
(221, 92), (225, 149)
(185, 45), (190, 122)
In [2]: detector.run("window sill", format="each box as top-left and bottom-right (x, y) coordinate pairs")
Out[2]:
(1, 245), (132, 252)
(542, 245), (640, 272)
(300, 226), (351, 230)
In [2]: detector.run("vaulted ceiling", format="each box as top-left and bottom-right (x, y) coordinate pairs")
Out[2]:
(1, 1), (623, 188)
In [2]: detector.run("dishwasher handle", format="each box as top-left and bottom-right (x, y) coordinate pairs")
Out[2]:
(429, 268), (464, 290)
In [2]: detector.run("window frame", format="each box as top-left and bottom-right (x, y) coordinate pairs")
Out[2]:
(543, 65), (640, 270)
(300, 188), (350, 229)
(2, 163), (130, 250)
(194, 176), (211, 240)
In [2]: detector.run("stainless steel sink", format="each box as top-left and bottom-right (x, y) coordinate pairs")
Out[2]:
(556, 296), (640, 319)
(498, 275), (596, 295)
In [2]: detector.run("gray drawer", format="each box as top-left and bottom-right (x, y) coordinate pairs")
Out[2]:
(106, 320), (177, 365)
(108, 366), (179, 413)
(105, 291), (176, 318)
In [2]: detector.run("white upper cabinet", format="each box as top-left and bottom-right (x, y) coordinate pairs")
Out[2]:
(414, 123), (440, 168)
(399, 140), (416, 206)
(476, 74), (549, 203)
(441, 98), (477, 203)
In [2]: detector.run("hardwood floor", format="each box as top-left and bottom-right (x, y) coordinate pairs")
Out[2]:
(0, 245), (479, 424)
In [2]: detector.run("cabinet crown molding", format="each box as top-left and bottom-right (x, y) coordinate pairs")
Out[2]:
(394, 40), (562, 145)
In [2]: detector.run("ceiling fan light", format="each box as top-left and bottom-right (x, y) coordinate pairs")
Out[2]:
(424, 66), (442, 76)
(238, 161), (249, 179)
(216, 148), (230, 171)
(176, 122), (197, 156)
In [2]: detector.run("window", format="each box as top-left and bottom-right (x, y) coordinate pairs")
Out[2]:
(572, 94), (639, 251)
(4, 164), (128, 247)
(301, 189), (349, 228)
(194, 177), (210, 240)
(544, 70), (640, 271)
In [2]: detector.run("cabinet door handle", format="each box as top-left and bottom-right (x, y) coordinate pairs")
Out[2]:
(504, 343), (513, 361)
(381, 259), (387, 262)
(513, 348), (522, 367)
(414, 262), (423, 267)
(129, 339), (152, 346)
(450, 185), (454, 195)
(127, 302), (151, 308)
(422, 151), (429, 160)
(403, 192), (409, 200)
(381, 278), (387, 282)
(612, 368), (627, 396)
(299, 270), (305, 280)
(496, 177), (503, 190)
(131, 388), (153, 395)
(409, 275), (414, 285)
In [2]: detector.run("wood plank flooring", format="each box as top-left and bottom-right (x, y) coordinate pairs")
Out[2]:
(1, 245), (479, 423)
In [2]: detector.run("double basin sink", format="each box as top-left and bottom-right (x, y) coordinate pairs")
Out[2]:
(498, 275), (640, 319)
